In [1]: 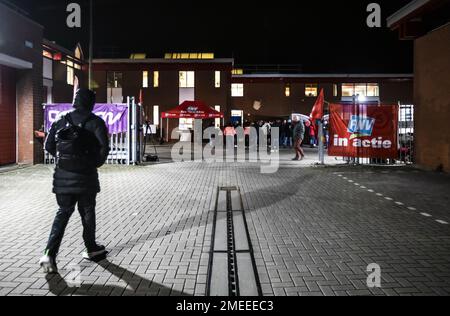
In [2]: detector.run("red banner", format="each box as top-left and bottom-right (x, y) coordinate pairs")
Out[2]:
(328, 104), (398, 159)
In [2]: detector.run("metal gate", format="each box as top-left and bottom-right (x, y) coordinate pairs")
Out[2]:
(398, 104), (414, 164)
(44, 97), (143, 166)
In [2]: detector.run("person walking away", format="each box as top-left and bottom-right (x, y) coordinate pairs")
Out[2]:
(39, 89), (110, 274)
(292, 116), (305, 161)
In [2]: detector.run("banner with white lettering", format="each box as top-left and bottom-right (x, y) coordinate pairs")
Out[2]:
(328, 104), (398, 159)
(44, 104), (128, 134)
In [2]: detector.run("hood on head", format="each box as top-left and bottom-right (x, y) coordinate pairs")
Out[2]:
(73, 89), (96, 112)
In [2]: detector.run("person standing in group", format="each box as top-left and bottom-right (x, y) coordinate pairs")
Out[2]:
(292, 116), (305, 161)
(39, 89), (110, 274)
(280, 120), (287, 148)
(284, 120), (293, 148)
(309, 121), (317, 148)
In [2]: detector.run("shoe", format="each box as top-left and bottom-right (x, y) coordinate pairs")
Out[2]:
(292, 157), (300, 161)
(39, 253), (58, 274)
(83, 245), (108, 261)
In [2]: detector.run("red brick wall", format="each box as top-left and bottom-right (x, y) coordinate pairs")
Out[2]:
(0, 3), (44, 165)
(414, 23), (450, 172)
(231, 79), (413, 122)
(0, 66), (16, 165)
(93, 65), (233, 140)
(196, 70), (231, 120)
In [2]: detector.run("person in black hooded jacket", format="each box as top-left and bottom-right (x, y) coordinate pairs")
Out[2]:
(39, 89), (110, 274)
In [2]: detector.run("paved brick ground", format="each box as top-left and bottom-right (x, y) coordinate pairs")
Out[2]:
(0, 159), (449, 296)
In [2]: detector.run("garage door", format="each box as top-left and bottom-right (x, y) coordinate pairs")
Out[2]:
(0, 65), (16, 166)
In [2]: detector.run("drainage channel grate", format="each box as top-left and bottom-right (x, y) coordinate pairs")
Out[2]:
(207, 186), (262, 297)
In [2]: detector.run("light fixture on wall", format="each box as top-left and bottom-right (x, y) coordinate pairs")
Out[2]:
(253, 100), (262, 111)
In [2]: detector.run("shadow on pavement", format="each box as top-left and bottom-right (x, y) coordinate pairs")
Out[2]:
(111, 169), (314, 252)
(45, 259), (186, 296)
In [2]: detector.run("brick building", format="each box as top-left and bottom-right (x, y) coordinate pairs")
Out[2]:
(93, 55), (413, 135)
(0, 1), (85, 166)
(230, 73), (413, 122)
(0, 2), (43, 166)
(388, 0), (450, 172)
(92, 56), (233, 138)
(42, 40), (86, 104)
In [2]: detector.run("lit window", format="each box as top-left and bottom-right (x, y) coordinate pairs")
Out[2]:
(354, 84), (367, 98)
(143, 71), (149, 88)
(215, 106), (221, 128)
(153, 71), (159, 88)
(43, 50), (53, 59)
(74, 63), (81, 70)
(367, 83), (379, 97)
(285, 84), (291, 97)
(165, 53), (214, 60)
(342, 83), (355, 97)
(67, 66), (74, 86)
(153, 106), (160, 126)
(399, 105), (414, 122)
(232, 69), (244, 75)
(215, 71), (221, 88)
(232, 84), (244, 97)
(333, 84), (338, 97)
(75, 46), (82, 60)
(179, 71), (195, 88)
(305, 84), (318, 97)
(201, 53), (214, 59)
(130, 53), (146, 59)
(341, 83), (380, 97)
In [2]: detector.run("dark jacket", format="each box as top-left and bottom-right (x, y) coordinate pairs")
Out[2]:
(293, 121), (305, 141)
(284, 123), (292, 136)
(45, 109), (110, 195)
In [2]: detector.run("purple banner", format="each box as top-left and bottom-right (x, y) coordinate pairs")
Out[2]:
(44, 104), (128, 134)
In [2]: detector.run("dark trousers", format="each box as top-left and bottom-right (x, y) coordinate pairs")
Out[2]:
(294, 138), (305, 158)
(46, 193), (97, 257)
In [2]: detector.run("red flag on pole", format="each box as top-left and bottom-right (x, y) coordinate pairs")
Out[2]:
(310, 88), (324, 122)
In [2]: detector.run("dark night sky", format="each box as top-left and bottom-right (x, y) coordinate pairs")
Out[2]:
(9, 0), (414, 73)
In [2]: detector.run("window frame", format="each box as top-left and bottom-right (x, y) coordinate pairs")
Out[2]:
(179, 71), (195, 88)
(231, 83), (244, 97)
(305, 84), (318, 97)
(153, 71), (159, 88)
(143, 71), (149, 88)
(215, 71), (221, 88)
(66, 64), (74, 86)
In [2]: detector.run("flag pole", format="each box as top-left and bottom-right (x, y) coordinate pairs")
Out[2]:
(317, 119), (324, 164)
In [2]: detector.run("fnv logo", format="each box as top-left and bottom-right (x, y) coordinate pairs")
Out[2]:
(187, 106), (199, 113)
(348, 115), (376, 139)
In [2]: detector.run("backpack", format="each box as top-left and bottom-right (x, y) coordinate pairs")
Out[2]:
(55, 113), (95, 172)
